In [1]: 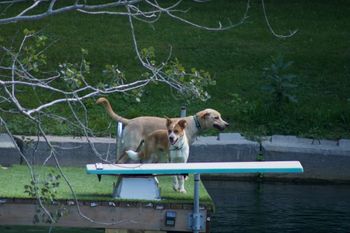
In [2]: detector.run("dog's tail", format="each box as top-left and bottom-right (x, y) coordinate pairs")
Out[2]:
(96, 97), (130, 125)
(123, 140), (145, 162)
(126, 150), (142, 161)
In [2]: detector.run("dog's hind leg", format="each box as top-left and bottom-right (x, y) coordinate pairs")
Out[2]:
(117, 139), (145, 163)
(135, 139), (145, 152)
(117, 152), (131, 163)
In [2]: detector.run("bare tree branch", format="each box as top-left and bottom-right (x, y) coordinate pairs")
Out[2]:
(0, 0), (298, 226)
(261, 0), (297, 38)
(0, 0), (142, 24)
(0, 0), (243, 32)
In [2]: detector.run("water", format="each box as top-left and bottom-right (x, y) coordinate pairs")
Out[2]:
(203, 180), (350, 233)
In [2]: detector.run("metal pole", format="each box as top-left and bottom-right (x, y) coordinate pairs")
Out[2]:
(180, 106), (187, 118)
(116, 121), (123, 162)
(180, 106), (203, 232)
(193, 173), (201, 233)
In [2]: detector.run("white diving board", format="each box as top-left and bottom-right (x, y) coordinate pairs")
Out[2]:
(86, 161), (303, 175)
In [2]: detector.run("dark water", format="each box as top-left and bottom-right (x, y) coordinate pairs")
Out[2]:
(203, 180), (350, 233)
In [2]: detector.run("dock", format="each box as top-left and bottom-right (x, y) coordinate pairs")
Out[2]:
(0, 165), (213, 232)
(0, 161), (303, 232)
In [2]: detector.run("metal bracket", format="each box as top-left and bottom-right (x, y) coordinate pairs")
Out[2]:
(112, 176), (161, 200)
(188, 213), (205, 232)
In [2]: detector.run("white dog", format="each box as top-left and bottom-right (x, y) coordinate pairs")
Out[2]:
(126, 118), (189, 193)
(167, 119), (189, 193)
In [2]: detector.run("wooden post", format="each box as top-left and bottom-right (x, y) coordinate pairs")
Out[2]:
(180, 106), (186, 118)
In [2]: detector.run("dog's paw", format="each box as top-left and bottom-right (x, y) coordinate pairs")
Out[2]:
(173, 184), (179, 192)
(179, 188), (187, 193)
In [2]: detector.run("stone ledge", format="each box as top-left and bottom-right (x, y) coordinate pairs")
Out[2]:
(0, 134), (116, 166)
(0, 134), (16, 148)
(265, 135), (350, 151)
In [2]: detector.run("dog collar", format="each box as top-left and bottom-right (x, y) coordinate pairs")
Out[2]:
(193, 115), (201, 129)
(169, 144), (183, 151)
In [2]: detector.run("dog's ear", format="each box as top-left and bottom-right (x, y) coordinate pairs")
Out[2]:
(166, 117), (172, 127)
(178, 119), (187, 129)
(199, 111), (210, 119)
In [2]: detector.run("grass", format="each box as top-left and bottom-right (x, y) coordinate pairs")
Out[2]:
(0, 165), (212, 206)
(0, 0), (349, 139)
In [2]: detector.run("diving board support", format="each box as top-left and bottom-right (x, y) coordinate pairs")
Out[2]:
(112, 176), (160, 200)
(192, 173), (202, 233)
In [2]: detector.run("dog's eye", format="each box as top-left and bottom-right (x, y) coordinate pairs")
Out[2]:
(168, 130), (171, 134)
(214, 116), (219, 120)
(174, 130), (179, 134)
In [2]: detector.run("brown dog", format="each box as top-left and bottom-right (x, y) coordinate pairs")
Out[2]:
(126, 118), (189, 163)
(96, 97), (229, 162)
(126, 118), (190, 192)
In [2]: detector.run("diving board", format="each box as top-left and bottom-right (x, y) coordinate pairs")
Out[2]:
(86, 161), (303, 175)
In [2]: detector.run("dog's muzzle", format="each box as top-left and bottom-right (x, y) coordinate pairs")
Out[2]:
(214, 122), (229, 131)
(169, 136), (178, 145)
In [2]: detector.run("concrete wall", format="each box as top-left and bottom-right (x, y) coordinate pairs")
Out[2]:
(0, 134), (21, 165)
(1, 133), (350, 182)
(0, 134), (116, 166)
(262, 135), (350, 182)
(189, 133), (259, 162)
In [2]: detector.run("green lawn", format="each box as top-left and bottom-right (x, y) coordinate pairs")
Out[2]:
(0, 165), (212, 205)
(0, 0), (349, 139)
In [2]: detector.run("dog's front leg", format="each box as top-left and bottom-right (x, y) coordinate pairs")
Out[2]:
(172, 175), (179, 191)
(177, 175), (186, 193)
